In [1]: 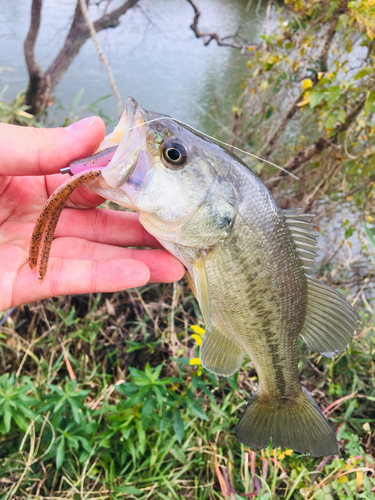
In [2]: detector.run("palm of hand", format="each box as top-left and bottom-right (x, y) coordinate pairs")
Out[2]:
(0, 168), (184, 311)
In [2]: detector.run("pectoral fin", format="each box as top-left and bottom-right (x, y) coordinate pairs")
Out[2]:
(200, 324), (243, 377)
(301, 276), (357, 357)
(191, 256), (212, 331)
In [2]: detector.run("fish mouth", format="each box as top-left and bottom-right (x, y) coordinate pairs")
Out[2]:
(64, 97), (156, 207)
(101, 97), (148, 189)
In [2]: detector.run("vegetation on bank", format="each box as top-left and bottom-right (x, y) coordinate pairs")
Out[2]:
(1, 0), (375, 498)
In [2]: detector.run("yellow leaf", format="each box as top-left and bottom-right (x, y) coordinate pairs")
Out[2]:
(301, 78), (313, 89)
(337, 475), (348, 483)
(284, 449), (293, 456)
(356, 471), (364, 486)
(16, 110), (34, 118)
(345, 464), (354, 471)
(317, 72), (324, 80)
(363, 421), (371, 431)
(297, 92), (310, 107)
(192, 334), (203, 346)
(277, 453), (285, 460)
(191, 325), (205, 336)
(189, 357), (202, 366)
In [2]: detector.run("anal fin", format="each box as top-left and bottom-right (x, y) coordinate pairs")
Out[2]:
(200, 324), (243, 377)
(301, 276), (357, 357)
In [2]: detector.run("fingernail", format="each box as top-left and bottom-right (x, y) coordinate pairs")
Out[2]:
(67, 116), (97, 131)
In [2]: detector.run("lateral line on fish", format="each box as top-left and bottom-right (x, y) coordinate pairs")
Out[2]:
(122, 117), (299, 180)
(28, 169), (102, 282)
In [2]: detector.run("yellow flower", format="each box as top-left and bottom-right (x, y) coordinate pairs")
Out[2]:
(301, 78), (313, 89)
(284, 449), (293, 456)
(317, 72), (324, 80)
(189, 357), (202, 366)
(328, 72), (334, 78)
(192, 334), (203, 346)
(337, 475), (348, 483)
(356, 471), (364, 486)
(363, 421), (371, 431)
(248, 45), (257, 51)
(191, 325), (205, 336)
(277, 452), (285, 460)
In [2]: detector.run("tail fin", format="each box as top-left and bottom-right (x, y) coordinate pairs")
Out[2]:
(236, 388), (338, 457)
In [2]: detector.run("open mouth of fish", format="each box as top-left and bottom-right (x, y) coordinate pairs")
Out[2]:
(29, 97), (155, 281)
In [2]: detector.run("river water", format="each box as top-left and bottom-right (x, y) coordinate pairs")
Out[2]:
(0, 0), (271, 135)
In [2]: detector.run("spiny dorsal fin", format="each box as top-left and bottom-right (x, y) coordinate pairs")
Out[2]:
(283, 208), (319, 273)
(301, 276), (357, 357)
(200, 324), (243, 377)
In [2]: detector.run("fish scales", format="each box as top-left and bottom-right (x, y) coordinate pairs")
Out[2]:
(203, 173), (306, 400)
(29, 97), (357, 456)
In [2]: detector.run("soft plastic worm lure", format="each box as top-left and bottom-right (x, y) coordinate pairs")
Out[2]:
(28, 169), (103, 282)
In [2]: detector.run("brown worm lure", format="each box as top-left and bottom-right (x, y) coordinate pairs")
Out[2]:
(28, 169), (102, 282)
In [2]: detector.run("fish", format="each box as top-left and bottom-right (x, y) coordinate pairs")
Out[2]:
(29, 97), (357, 456)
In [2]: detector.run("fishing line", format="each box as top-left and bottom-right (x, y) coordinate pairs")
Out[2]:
(121, 116), (299, 180)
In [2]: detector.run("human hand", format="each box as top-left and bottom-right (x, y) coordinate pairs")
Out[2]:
(0, 118), (185, 311)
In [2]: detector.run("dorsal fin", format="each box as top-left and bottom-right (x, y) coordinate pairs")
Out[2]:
(283, 209), (319, 273)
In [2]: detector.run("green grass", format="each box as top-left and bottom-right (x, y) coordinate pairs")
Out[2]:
(0, 262), (374, 500)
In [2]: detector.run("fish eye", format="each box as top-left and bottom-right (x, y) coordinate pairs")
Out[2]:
(162, 140), (188, 168)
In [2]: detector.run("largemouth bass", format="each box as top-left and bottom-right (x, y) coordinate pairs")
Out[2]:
(29, 97), (357, 456)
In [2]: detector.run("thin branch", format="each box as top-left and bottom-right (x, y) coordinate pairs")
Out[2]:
(271, 94), (366, 186)
(261, 3), (345, 157)
(340, 174), (375, 200)
(186, 0), (254, 52)
(79, 0), (123, 118)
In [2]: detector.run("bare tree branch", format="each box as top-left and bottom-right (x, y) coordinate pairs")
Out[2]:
(24, 0), (42, 79)
(24, 0), (140, 115)
(186, 0), (253, 52)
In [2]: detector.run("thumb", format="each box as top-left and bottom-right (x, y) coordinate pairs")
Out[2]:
(0, 117), (106, 176)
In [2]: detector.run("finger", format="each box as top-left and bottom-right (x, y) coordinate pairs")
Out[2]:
(0, 117), (106, 176)
(13, 257), (151, 307)
(53, 210), (162, 248)
(50, 237), (185, 283)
